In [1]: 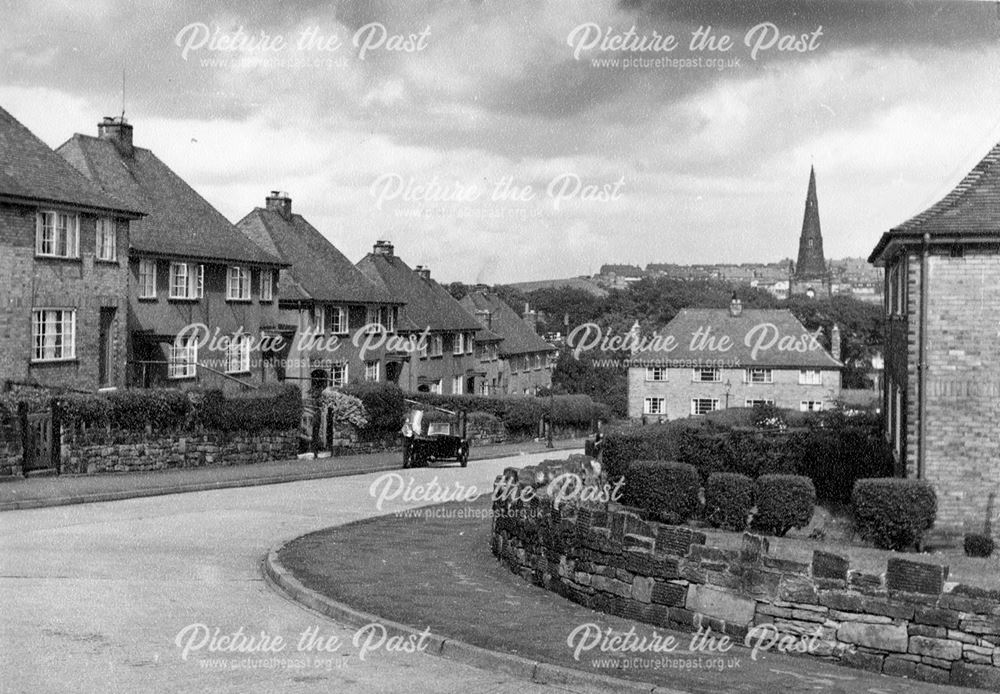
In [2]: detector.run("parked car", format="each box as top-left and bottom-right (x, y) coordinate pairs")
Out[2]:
(401, 402), (470, 468)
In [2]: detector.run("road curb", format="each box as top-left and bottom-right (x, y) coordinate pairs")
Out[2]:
(0, 442), (582, 512)
(263, 545), (684, 694)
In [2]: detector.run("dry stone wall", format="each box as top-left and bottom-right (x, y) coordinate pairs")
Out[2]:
(491, 459), (1000, 690)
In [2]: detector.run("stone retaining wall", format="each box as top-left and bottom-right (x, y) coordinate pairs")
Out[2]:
(61, 427), (299, 474)
(491, 458), (1000, 691)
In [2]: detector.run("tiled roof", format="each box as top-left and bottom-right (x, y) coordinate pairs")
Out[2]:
(648, 308), (841, 369)
(236, 207), (395, 304)
(869, 141), (1000, 262)
(460, 292), (555, 356)
(57, 134), (282, 266)
(356, 252), (483, 333)
(0, 107), (141, 215)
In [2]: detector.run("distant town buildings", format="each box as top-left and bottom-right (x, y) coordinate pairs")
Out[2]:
(869, 141), (1000, 540)
(627, 298), (843, 421)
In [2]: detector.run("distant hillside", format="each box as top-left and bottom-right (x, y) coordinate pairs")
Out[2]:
(506, 277), (609, 297)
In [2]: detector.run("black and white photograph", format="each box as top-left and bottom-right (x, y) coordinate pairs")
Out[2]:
(1, 1), (999, 692)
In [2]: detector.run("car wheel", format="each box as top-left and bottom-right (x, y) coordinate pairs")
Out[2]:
(459, 445), (469, 468)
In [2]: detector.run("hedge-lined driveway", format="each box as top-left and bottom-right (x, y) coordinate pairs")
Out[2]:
(0, 451), (597, 694)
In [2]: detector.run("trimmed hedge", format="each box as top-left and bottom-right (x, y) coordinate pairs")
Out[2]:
(56, 386), (301, 433)
(601, 421), (689, 484)
(753, 474), (815, 537)
(623, 461), (700, 524)
(407, 392), (604, 436)
(704, 472), (755, 531)
(852, 478), (937, 551)
(341, 382), (406, 440)
(964, 534), (995, 558)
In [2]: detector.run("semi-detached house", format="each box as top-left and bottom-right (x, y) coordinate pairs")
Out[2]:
(57, 117), (287, 390)
(0, 106), (144, 392)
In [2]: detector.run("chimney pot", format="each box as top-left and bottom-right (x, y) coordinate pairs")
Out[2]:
(373, 240), (394, 256)
(97, 115), (134, 157)
(265, 191), (292, 219)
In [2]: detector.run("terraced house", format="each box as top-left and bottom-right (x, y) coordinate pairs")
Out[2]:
(869, 141), (1000, 539)
(57, 117), (287, 390)
(460, 291), (557, 395)
(0, 107), (144, 391)
(235, 192), (401, 391)
(627, 299), (842, 420)
(356, 241), (481, 394)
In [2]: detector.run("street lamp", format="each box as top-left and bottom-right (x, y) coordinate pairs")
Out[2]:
(724, 379), (732, 409)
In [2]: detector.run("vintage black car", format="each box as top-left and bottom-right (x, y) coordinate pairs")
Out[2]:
(401, 402), (470, 469)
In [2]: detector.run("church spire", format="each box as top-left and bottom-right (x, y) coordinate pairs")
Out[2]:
(794, 165), (827, 279)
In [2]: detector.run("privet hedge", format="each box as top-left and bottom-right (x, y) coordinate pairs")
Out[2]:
(623, 461), (700, 524)
(852, 478), (937, 551)
(753, 474), (816, 537)
(704, 472), (755, 531)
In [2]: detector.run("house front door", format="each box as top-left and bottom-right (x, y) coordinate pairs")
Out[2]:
(98, 307), (116, 387)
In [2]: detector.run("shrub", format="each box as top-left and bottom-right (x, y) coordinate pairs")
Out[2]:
(203, 385), (302, 432)
(601, 422), (690, 484)
(342, 382), (406, 440)
(59, 389), (189, 431)
(852, 478), (937, 551)
(753, 474), (815, 537)
(623, 461), (700, 524)
(704, 472), (755, 531)
(963, 534), (995, 558)
(321, 388), (369, 429)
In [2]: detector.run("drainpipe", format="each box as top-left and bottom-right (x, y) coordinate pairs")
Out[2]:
(917, 233), (930, 479)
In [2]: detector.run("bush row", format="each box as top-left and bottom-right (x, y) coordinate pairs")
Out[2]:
(54, 385), (302, 433)
(407, 391), (606, 435)
(623, 464), (817, 536)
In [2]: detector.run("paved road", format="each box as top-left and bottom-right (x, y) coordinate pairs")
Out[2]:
(0, 451), (967, 694)
(2, 451), (627, 694)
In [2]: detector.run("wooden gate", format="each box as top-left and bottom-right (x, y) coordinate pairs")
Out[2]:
(21, 405), (56, 474)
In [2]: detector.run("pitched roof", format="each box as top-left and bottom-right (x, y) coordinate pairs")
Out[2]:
(235, 206), (395, 304)
(460, 292), (555, 355)
(869, 142), (1000, 262)
(57, 134), (282, 265)
(647, 308), (841, 369)
(0, 107), (141, 215)
(356, 252), (483, 333)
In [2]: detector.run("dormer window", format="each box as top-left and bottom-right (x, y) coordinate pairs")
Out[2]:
(35, 211), (79, 259)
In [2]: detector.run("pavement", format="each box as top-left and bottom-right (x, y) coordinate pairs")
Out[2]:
(0, 437), (584, 511)
(0, 448), (623, 694)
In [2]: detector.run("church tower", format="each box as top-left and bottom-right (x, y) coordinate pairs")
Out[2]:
(789, 166), (832, 298)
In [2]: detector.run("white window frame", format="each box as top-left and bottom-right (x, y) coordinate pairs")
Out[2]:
(693, 367), (721, 382)
(746, 368), (773, 384)
(329, 306), (348, 334)
(430, 334), (444, 357)
(169, 262), (202, 300)
(95, 217), (116, 261)
(645, 366), (667, 382)
(691, 398), (720, 415)
(745, 398), (775, 407)
(31, 309), (76, 361)
(365, 360), (380, 382)
(331, 362), (348, 387)
(800, 400), (823, 412)
(643, 397), (665, 415)
(452, 375), (464, 394)
(260, 269), (274, 302)
(466, 332), (474, 355)
(226, 265), (251, 301)
(225, 334), (251, 374)
(429, 379), (442, 395)
(168, 333), (198, 379)
(799, 369), (823, 385)
(35, 211), (80, 259)
(138, 259), (157, 299)
(453, 332), (465, 355)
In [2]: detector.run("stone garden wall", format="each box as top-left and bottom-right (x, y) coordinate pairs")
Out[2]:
(491, 459), (1000, 691)
(0, 422), (22, 476)
(60, 428), (299, 474)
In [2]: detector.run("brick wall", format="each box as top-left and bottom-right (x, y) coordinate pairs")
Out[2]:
(893, 251), (1000, 537)
(0, 204), (129, 391)
(493, 460), (1000, 690)
(628, 366), (839, 420)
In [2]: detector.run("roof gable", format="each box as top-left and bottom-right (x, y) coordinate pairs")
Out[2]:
(0, 107), (141, 215)
(56, 134), (282, 266)
(460, 292), (554, 355)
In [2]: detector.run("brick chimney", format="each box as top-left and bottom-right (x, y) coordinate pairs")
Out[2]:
(729, 294), (743, 317)
(831, 324), (841, 361)
(414, 265), (431, 281)
(475, 309), (492, 330)
(523, 302), (537, 331)
(98, 116), (133, 157)
(265, 191), (292, 219)
(373, 240), (394, 256)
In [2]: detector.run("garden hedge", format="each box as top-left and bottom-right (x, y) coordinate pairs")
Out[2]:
(704, 472), (755, 531)
(752, 474), (815, 536)
(623, 461), (700, 524)
(407, 392), (603, 436)
(852, 478), (937, 551)
(341, 382), (406, 440)
(964, 534), (995, 558)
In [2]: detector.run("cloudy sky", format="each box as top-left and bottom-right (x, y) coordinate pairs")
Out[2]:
(3, 0), (1000, 283)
